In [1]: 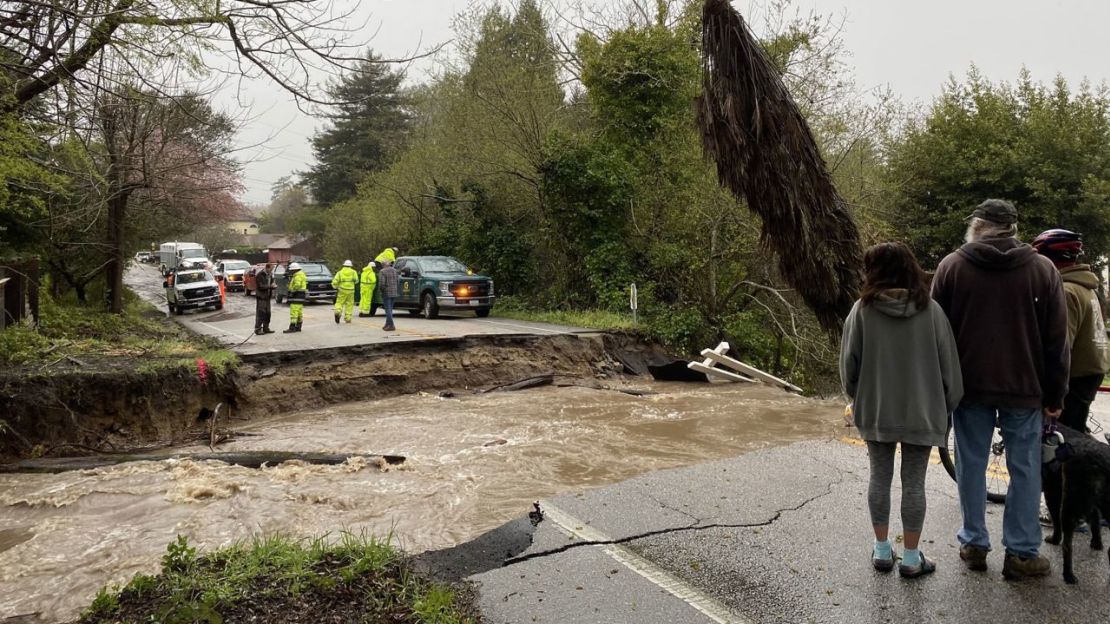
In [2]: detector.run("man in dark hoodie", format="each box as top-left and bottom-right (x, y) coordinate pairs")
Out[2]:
(932, 199), (1069, 580)
(1032, 229), (1109, 432)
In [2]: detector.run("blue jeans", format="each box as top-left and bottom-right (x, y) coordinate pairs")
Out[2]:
(953, 403), (1043, 558)
(383, 297), (395, 328)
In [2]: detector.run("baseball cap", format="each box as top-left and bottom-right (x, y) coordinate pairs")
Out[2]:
(967, 199), (1018, 224)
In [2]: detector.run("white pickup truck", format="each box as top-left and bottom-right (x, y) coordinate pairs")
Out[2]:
(164, 269), (222, 315)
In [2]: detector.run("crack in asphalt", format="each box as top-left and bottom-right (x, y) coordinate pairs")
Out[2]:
(503, 463), (848, 567)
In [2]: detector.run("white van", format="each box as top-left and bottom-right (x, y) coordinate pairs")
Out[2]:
(158, 242), (208, 275)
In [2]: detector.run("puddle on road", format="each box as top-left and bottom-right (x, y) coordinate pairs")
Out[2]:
(0, 382), (842, 621)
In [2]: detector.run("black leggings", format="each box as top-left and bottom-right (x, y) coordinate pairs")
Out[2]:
(866, 441), (931, 533)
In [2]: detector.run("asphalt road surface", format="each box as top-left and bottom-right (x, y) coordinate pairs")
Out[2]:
(125, 264), (591, 355)
(468, 438), (1110, 624)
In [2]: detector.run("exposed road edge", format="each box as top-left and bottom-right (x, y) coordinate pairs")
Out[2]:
(541, 500), (751, 624)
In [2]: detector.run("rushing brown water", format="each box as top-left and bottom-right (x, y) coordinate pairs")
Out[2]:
(0, 382), (843, 621)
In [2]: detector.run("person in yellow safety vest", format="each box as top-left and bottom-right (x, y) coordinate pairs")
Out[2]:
(374, 246), (398, 266)
(359, 261), (378, 317)
(332, 259), (360, 324)
(284, 263), (307, 333)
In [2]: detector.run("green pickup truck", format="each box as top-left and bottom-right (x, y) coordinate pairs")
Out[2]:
(372, 256), (495, 319)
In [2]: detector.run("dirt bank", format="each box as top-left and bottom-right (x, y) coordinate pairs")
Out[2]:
(233, 332), (669, 418)
(0, 357), (237, 459)
(1, 332), (678, 459)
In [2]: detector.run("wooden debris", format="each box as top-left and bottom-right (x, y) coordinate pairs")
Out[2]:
(0, 451), (406, 474)
(479, 374), (554, 393)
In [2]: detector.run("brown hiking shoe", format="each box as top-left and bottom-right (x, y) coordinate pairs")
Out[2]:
(959, 545), (988, 571)
(1002, 553), (1050, 580)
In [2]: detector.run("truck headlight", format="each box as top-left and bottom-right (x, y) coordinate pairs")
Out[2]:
(438, 282), (451, 296)
(489, 280), (495, 297)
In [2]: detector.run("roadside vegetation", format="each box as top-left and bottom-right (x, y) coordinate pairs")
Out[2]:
(79, 534), (478, 624)
(493, 298), (637, 332)
(0, 287), (236, 376)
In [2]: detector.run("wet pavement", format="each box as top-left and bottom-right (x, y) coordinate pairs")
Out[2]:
(469, 434), (1110, 624)
(124, 264), (589, 355)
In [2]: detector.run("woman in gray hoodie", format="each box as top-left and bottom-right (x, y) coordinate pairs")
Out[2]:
(840, 242), (964, 578)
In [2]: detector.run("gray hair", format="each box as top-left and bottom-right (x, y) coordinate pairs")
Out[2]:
(964, 217), (1018, 243)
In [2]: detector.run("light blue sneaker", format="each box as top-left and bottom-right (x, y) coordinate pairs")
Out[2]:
(872, 547), (896, 572)
(899, 552), (936, 579)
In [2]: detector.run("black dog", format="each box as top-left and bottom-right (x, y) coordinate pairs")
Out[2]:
(1043, 424), (1110, 584)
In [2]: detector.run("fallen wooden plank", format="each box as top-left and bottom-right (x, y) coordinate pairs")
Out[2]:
(0, 452), (406, 474)
(480, 374), (554, 393)
(699, 348), (802, 394)
(688, 361), (756, 383)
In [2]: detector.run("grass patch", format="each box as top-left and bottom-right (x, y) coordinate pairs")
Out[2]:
(0, 290), (237, 375)
(493, 306), (637, 331)
(80, 534), (479, 624)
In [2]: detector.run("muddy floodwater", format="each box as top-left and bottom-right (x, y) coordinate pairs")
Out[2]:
(0, 382), (842, 622)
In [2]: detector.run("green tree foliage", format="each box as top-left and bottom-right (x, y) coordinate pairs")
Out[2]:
(888, 67), (1110, 267)
(322, 0), (567, 295)
(303, 52), (411, 207)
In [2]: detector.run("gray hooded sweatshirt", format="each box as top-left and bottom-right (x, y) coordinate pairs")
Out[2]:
(840, 290), (964, 447)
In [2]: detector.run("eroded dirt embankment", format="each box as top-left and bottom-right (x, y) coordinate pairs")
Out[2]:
(1, 332), (676, 459)
(0, 360), (237, 459)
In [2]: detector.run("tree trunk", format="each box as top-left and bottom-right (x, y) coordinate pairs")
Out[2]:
(0, 451), (407, 474)
(105, 192), (127, 313)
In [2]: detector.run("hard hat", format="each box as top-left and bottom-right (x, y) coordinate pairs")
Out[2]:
(391, 247), (399, 252)
(343, 259), (353, 267)
(369, 261), (377, 268)
(1032, 229), (1083, 261)
(288, 262), (302, 271)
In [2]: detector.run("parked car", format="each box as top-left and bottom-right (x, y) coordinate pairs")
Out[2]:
(274, 261), (337, 304)
(134, 251), (153, 264)
(215, 259), (251, 292)
(385, 256), (495, 319)
(242, 263), (267, 296)
(164, 269), (222, 315)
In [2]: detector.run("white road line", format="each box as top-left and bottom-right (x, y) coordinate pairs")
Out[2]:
(541, 501), (748, 624)
(196, 321), (250, 342)
(475, 319), (570, 335)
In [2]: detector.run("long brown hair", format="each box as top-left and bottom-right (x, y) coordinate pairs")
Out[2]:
(860, 242), (931, 309)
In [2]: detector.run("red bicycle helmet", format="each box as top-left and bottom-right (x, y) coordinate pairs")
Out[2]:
(1032, 229), (1083, 261)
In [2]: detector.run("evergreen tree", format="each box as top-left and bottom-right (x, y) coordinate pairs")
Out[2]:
(304, 52), (411, 207)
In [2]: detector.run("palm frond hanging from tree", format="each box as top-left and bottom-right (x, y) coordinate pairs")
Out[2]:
(696, 0), (862, 333)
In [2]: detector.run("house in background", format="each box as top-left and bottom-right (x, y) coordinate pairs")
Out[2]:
(266, 237), (321, 264)
(224, 207), (261, 237)
(226, 220), (260, 236)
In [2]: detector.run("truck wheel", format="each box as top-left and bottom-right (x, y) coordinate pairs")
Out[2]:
(215, 302), (223, 311)
(175, 305), (185, 316)
(421, 292), (439, 320)
(475, 308), (491, 318)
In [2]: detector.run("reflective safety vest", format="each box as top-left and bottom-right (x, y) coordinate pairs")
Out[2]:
(332, 266), (359, 291)
(361, 265), (378, 287)
(287, 271), (308, 303)
(374, 248), (396, 265)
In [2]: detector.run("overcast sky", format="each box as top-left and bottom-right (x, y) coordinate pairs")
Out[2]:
(221, 0), (1110, 206)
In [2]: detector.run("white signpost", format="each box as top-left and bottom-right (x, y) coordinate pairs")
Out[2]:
(630, 283), (638, 324)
